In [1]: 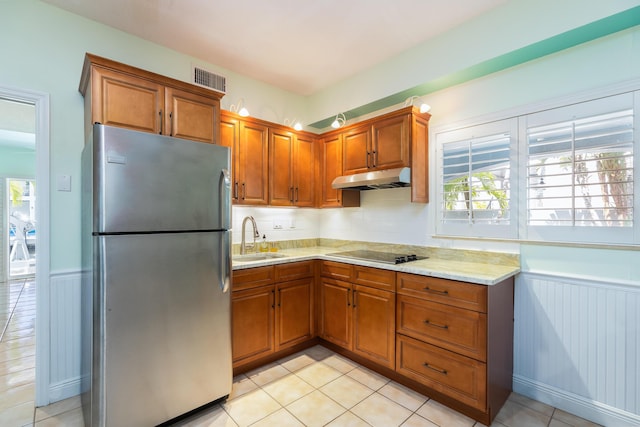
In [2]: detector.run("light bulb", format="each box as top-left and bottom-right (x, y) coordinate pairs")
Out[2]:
(238, 107), (249, 117)
(294, 122), (303, 131)
(419, 103), (431, 114)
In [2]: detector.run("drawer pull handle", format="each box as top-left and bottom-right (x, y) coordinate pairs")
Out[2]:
(423, 363), (447, 375)
(423, 286), (448, 296)
(424, 319), (448, 329)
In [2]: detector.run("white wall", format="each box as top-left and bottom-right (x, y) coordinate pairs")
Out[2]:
(0, 0), (307, 272)
(307, 0), (640, 122)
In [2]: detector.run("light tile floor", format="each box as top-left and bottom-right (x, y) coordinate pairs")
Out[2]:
(0, 277), (602, 427)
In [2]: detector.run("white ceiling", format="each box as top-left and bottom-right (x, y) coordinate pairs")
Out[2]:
(42, 0), (507, 96)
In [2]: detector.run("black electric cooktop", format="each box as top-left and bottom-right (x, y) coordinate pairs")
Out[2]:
(326, 250), (427, 265)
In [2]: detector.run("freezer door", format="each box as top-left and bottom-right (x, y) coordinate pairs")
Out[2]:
(93, 232), (231, 427)
(93, 124), (231, 233)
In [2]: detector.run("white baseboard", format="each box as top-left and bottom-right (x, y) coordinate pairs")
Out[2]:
(47, 376), (81, 405)
(513, 375), (640, 427)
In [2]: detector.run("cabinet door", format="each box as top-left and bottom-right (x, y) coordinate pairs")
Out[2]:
(232, 286), (275, 367)
(411, 113), (430, 203)
(320, 135), (359, 207)
(319, 278), (351, 349)
(342, 125), (371, 175)
(352, 285), (395, 369)
(91, 67), (164, 134)
(220, 114), (240, 200)
(237, 121), (269, 205)
(165, 87), (219, 144)
(321, 135), (342, 207)
(372, 114), (410, 170)
(293, 136), (316, 207)
(269, 128), (295, 206)
(276, 279), (313, 350)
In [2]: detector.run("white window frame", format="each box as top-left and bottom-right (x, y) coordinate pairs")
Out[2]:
(435, 118), (519, 239)
(520, 92), (638, 245)
(435, 82), (640, 246)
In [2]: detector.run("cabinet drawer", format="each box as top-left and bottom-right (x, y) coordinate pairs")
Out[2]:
(397, 295), (486, 361)
(397, 273), (487, 312)
(352, 265), (396, 291)
(275, 260), (314, 282)
(396, 335), (486, 411)
(232, 266), (275, 291)
(320, 260), (353, 281)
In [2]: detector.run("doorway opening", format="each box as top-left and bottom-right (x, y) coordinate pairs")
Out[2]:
(0, 87), (50, 409)
(8, 178), (37, 278)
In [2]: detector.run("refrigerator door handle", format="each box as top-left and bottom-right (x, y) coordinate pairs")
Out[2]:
(219, 169), (231, 230)
(219, 231), (231, 293)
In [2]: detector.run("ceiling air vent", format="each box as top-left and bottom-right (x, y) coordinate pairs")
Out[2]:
(192, 65), (226, 93)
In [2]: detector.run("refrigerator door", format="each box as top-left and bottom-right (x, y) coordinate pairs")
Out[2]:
(93, 231), (231, 427)
(93, 124), (231, 233)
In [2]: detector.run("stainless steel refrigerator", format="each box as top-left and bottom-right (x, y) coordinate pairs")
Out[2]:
(81, 124), (232, 427)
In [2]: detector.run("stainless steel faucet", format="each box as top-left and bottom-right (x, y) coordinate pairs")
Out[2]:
(240, 216), (260, 254)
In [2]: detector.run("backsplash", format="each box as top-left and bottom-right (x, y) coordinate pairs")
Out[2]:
(231, 237), (520, 267)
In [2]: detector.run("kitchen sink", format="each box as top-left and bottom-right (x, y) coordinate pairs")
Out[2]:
(233, 253), (288, 262)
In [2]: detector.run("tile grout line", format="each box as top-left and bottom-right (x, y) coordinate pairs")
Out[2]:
(240, 355), (448, 427)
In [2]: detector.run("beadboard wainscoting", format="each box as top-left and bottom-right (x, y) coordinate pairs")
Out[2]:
(48, 270), (83, 402)
(514, 272), (640, 427)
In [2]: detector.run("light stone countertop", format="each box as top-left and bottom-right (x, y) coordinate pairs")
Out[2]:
(232, 246), (520, 286)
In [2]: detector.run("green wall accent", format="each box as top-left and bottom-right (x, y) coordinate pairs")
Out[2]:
(308, 6), (640, 129)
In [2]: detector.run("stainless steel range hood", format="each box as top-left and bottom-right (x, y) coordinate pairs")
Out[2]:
(331, 167), (411, 190)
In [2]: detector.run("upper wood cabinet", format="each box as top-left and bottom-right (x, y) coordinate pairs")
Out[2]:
(373, 113), (411, 171)
(410, 111), (431, 203)
(79, 53), (222, 144)
(319, 134), (361, 208)
(325, 107), (430, 203)
(220, 111), (269, 205)
(342, 114), (410, 175)
(269, 127), (316, 207)
(342, 125), (372, 175)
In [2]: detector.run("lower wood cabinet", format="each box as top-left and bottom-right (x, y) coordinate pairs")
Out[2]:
(276, 279), (314, 349)
(396, 334), (486, 410)
(395, 272), (513, 424)
(232, 285), (274, 364)
(232, 259), (513, 425)
(231, 261), (314, 369)
(318, 262), (396, 369)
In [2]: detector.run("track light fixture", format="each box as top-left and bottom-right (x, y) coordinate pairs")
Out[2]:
(331, 112), (346, 129)
(403, 96), (431, 114)
(230, 99), (250, 117)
